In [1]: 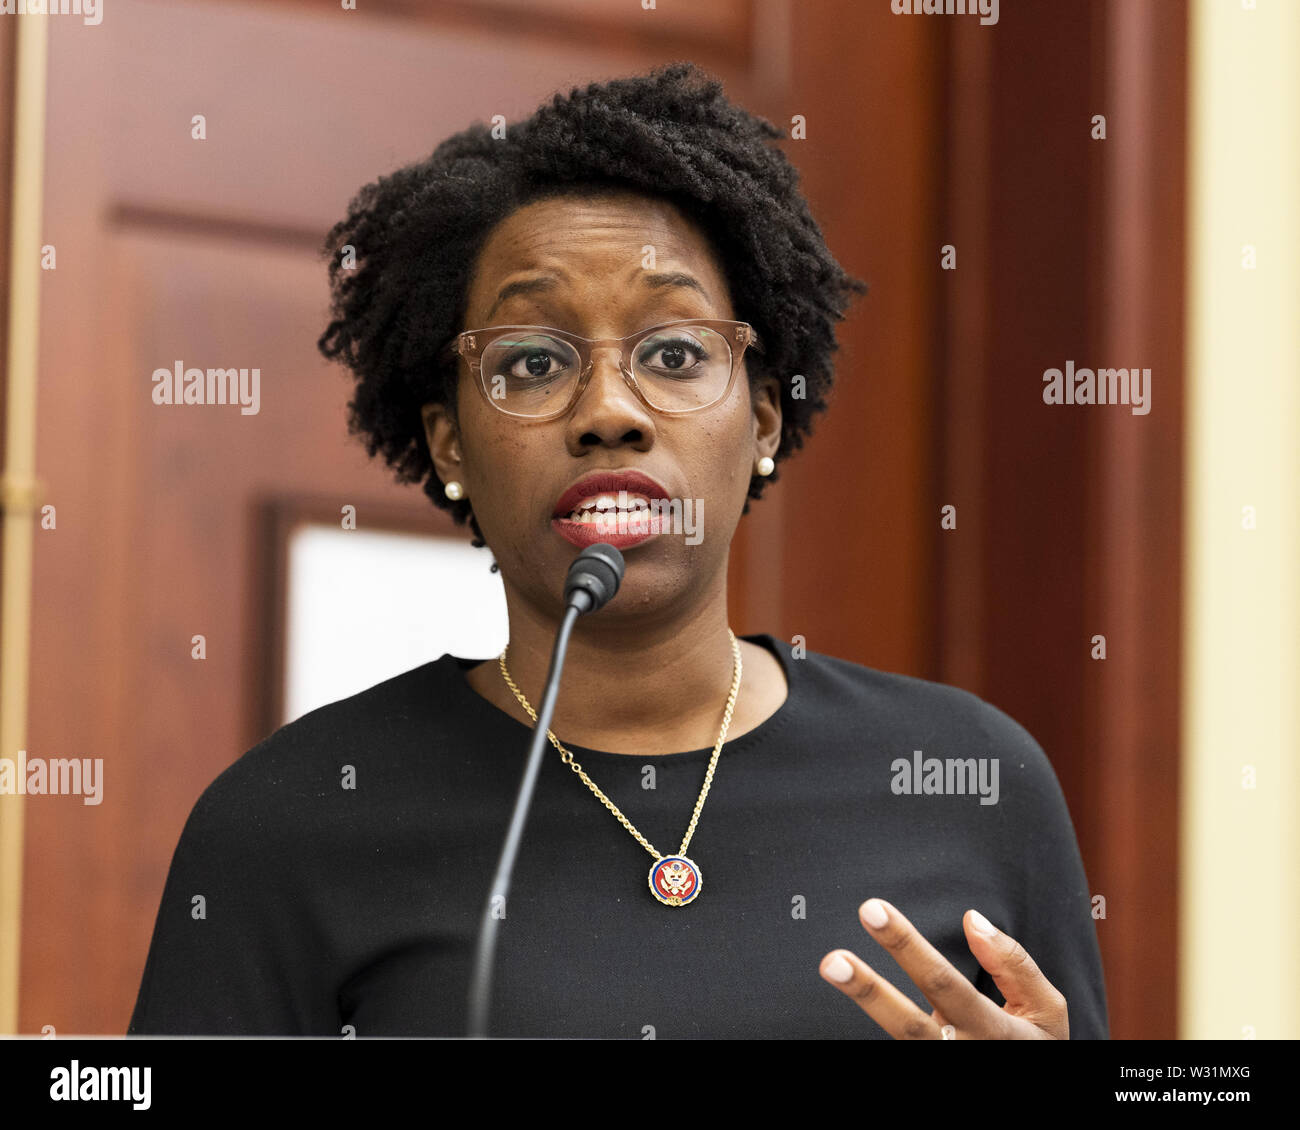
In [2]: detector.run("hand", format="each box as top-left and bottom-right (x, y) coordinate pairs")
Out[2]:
(818, 898), (1069, 1039)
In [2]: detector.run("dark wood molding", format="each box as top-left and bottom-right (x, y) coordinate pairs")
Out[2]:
(106, 203), (325, 254)
(250, 0), (756, 70)
(1080, 0), (1187, 1043)
(934, 17), (992, 695)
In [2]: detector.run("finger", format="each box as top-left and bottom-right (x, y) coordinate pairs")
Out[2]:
(858, 898), (1003, 1034)
(963, 909), (1069, 1037)
(819, 950), (944, 1040)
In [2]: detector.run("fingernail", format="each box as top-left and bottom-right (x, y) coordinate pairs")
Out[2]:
(824, 953), (854, 983)
(860, 899), (888, 929)
(968, 909), (997, 937)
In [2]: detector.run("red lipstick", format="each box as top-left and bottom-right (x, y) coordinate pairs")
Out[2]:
(551, 470), (673, 550)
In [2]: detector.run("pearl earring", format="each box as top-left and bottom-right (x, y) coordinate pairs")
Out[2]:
(445, 481), (464, 500)
(756, 456), (775, 477)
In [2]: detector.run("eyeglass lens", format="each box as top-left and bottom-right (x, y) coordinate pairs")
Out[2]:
(477, 325), (734, 416)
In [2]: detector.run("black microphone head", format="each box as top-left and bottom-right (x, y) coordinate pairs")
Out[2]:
(563, 543), (625, 613)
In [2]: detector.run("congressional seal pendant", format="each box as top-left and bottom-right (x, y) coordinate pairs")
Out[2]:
(648, 856), (702, 906)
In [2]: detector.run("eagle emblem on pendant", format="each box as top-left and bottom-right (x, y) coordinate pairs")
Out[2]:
(648, 856), (702, 906)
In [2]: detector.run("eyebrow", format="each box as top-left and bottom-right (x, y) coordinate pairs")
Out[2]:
(486, 277), (558, 322)
(641, 272), (712, 304)
(484, 271), (712, 322)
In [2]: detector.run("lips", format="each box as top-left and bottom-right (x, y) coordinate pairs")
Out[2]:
(551, 470), (672, 519)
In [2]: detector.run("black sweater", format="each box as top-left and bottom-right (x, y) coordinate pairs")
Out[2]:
(127, 633), (1109, 1039)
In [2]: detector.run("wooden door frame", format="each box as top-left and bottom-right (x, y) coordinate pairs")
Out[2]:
(936, 0), (1186, 1039)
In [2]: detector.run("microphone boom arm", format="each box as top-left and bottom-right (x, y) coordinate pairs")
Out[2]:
(465, 543), (624, 1037)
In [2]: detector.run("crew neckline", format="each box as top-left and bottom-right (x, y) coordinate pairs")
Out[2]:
(446, 631), (796, 759)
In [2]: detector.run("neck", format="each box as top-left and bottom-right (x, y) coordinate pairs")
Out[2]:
(482, 566), (743, 755)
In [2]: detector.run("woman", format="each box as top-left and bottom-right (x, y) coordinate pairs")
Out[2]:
(128, 63), (1107, 1039)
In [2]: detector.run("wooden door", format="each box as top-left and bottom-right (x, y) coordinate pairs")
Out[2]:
(18, 0), (792, 1034)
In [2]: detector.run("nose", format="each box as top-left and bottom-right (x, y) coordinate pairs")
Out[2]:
(564, 346), (655, 450)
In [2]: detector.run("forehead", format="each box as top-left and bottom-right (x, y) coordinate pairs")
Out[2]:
(464, 191), (733, 322)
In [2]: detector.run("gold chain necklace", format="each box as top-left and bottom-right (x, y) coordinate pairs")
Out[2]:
(498, 628), (743, 906)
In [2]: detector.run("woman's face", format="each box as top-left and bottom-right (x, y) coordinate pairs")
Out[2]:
(422, 190), (781, 621)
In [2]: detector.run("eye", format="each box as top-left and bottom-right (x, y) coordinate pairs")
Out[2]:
(635, 332), (713, 378)
(501, 347), (570, 381)
(485, 332), (579, 384)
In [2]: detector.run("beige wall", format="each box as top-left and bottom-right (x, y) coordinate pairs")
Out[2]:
(1181, 0), (1300, 1039)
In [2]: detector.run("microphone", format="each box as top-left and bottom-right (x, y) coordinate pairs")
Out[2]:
(466, 543), (625, 1038)
(563, 542), (623, 614)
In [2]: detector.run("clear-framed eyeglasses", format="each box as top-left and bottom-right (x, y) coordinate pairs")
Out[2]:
(444, 318), (763, 421)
